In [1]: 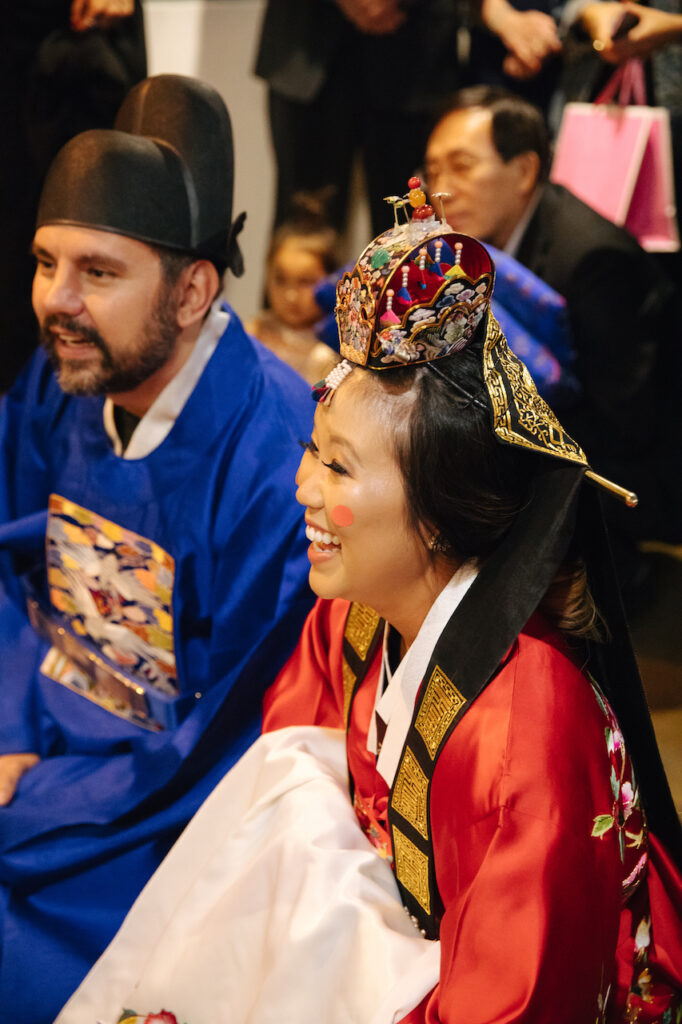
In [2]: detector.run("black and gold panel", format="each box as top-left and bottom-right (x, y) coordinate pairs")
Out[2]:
(388, 660), (471, 939)
(345, 603), (382, 661)
(391, 824), (431, 915)
(415, 665), (467, 760)
(483, 314), (587, 466)
(392, 746), (430, 841)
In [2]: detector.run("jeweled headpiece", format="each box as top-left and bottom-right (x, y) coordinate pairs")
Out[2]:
(327, 179), (636, 507)
(337, 183), (493, 369)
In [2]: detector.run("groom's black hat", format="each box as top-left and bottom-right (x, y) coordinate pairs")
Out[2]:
(36, 74), (244, 275)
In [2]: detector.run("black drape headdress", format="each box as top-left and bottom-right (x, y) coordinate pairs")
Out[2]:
(36, 74), (245, 276)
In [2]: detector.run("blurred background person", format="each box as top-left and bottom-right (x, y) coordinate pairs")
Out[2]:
(254, 0), (461, 236)
(464, 0), (563, 112)
(1, 0), (146, 394)
(581, 0), (682, 59)
(254, 0), (563, 238)
(248, 192), (342, 384)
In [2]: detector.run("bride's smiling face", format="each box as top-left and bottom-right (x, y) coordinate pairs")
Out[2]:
(295, 371), (438, 623)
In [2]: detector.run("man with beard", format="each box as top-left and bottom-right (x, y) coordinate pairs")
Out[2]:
(0, 75), (314, 1023)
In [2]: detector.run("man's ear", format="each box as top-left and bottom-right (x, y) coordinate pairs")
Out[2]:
(513, 150), (541, 198)
(175, 260), (221, 329)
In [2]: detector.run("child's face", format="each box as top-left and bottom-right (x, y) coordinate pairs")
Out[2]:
(267, 239), (325, 330)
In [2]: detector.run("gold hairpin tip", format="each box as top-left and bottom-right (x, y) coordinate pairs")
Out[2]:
(585, 469), (638, 507)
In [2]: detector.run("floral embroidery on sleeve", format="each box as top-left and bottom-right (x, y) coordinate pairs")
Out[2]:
(623, 916), (682, 1023)
(585, 681), (680, 1023)
(588, 678), (648, 901)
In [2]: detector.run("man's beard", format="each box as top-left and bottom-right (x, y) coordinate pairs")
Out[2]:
(40, 284), (180, 397)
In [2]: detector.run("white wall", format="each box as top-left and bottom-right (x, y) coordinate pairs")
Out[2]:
(144, 0), (273, 317)
(143, 0), (370, 319)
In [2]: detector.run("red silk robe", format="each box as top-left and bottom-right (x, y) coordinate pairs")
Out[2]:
(264, 598), (682, 1024)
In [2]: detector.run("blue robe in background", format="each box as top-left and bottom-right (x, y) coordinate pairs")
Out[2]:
(0, 305), (314, 1023)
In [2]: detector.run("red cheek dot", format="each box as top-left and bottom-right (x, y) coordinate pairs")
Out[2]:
(331, 505), (354, 528)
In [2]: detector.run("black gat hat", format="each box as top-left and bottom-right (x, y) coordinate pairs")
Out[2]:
(36, 74), (245, 275)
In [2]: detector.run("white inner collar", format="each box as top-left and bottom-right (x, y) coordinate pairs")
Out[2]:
(504, 186), (542, 258)
(103, 301), (229, 460)
(367, 561), (479, 788)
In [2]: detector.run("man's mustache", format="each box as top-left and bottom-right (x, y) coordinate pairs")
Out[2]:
(40, 316), (112, 365)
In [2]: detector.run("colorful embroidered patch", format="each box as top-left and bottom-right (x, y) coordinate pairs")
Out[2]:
(47, 494), (178, 694)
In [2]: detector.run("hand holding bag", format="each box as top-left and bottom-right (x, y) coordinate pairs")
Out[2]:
(550, 57), (679, 252)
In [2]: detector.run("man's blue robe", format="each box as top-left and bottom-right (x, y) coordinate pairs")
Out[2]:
(0, 306), (314, 1022)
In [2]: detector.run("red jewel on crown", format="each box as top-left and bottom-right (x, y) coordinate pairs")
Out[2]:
(407, 176), (434, 222)
(383, 177), (438, 229)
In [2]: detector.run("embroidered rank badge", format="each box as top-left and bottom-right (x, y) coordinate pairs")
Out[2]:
(46, 494), (177, 694)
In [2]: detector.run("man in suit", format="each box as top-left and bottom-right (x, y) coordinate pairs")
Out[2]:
(423, 85), (681, 583)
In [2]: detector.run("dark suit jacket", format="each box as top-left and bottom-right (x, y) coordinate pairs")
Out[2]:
(516, 183), (680, 538)
(255, 0), (461, 112)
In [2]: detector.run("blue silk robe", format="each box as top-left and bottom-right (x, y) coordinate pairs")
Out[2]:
(0, 306), (314, 1022)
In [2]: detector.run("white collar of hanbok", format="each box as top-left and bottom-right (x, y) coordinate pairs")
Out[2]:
(103, 300), (229, 460)
(367, 561), (479, 789)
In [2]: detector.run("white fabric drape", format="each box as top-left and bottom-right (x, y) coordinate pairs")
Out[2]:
(55, 727), (440, 1024)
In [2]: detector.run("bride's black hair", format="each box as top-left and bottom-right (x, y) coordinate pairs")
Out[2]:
(364, 339), (602, 639)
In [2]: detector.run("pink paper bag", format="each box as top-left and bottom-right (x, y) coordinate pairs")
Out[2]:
(550, 65), (679, 253)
